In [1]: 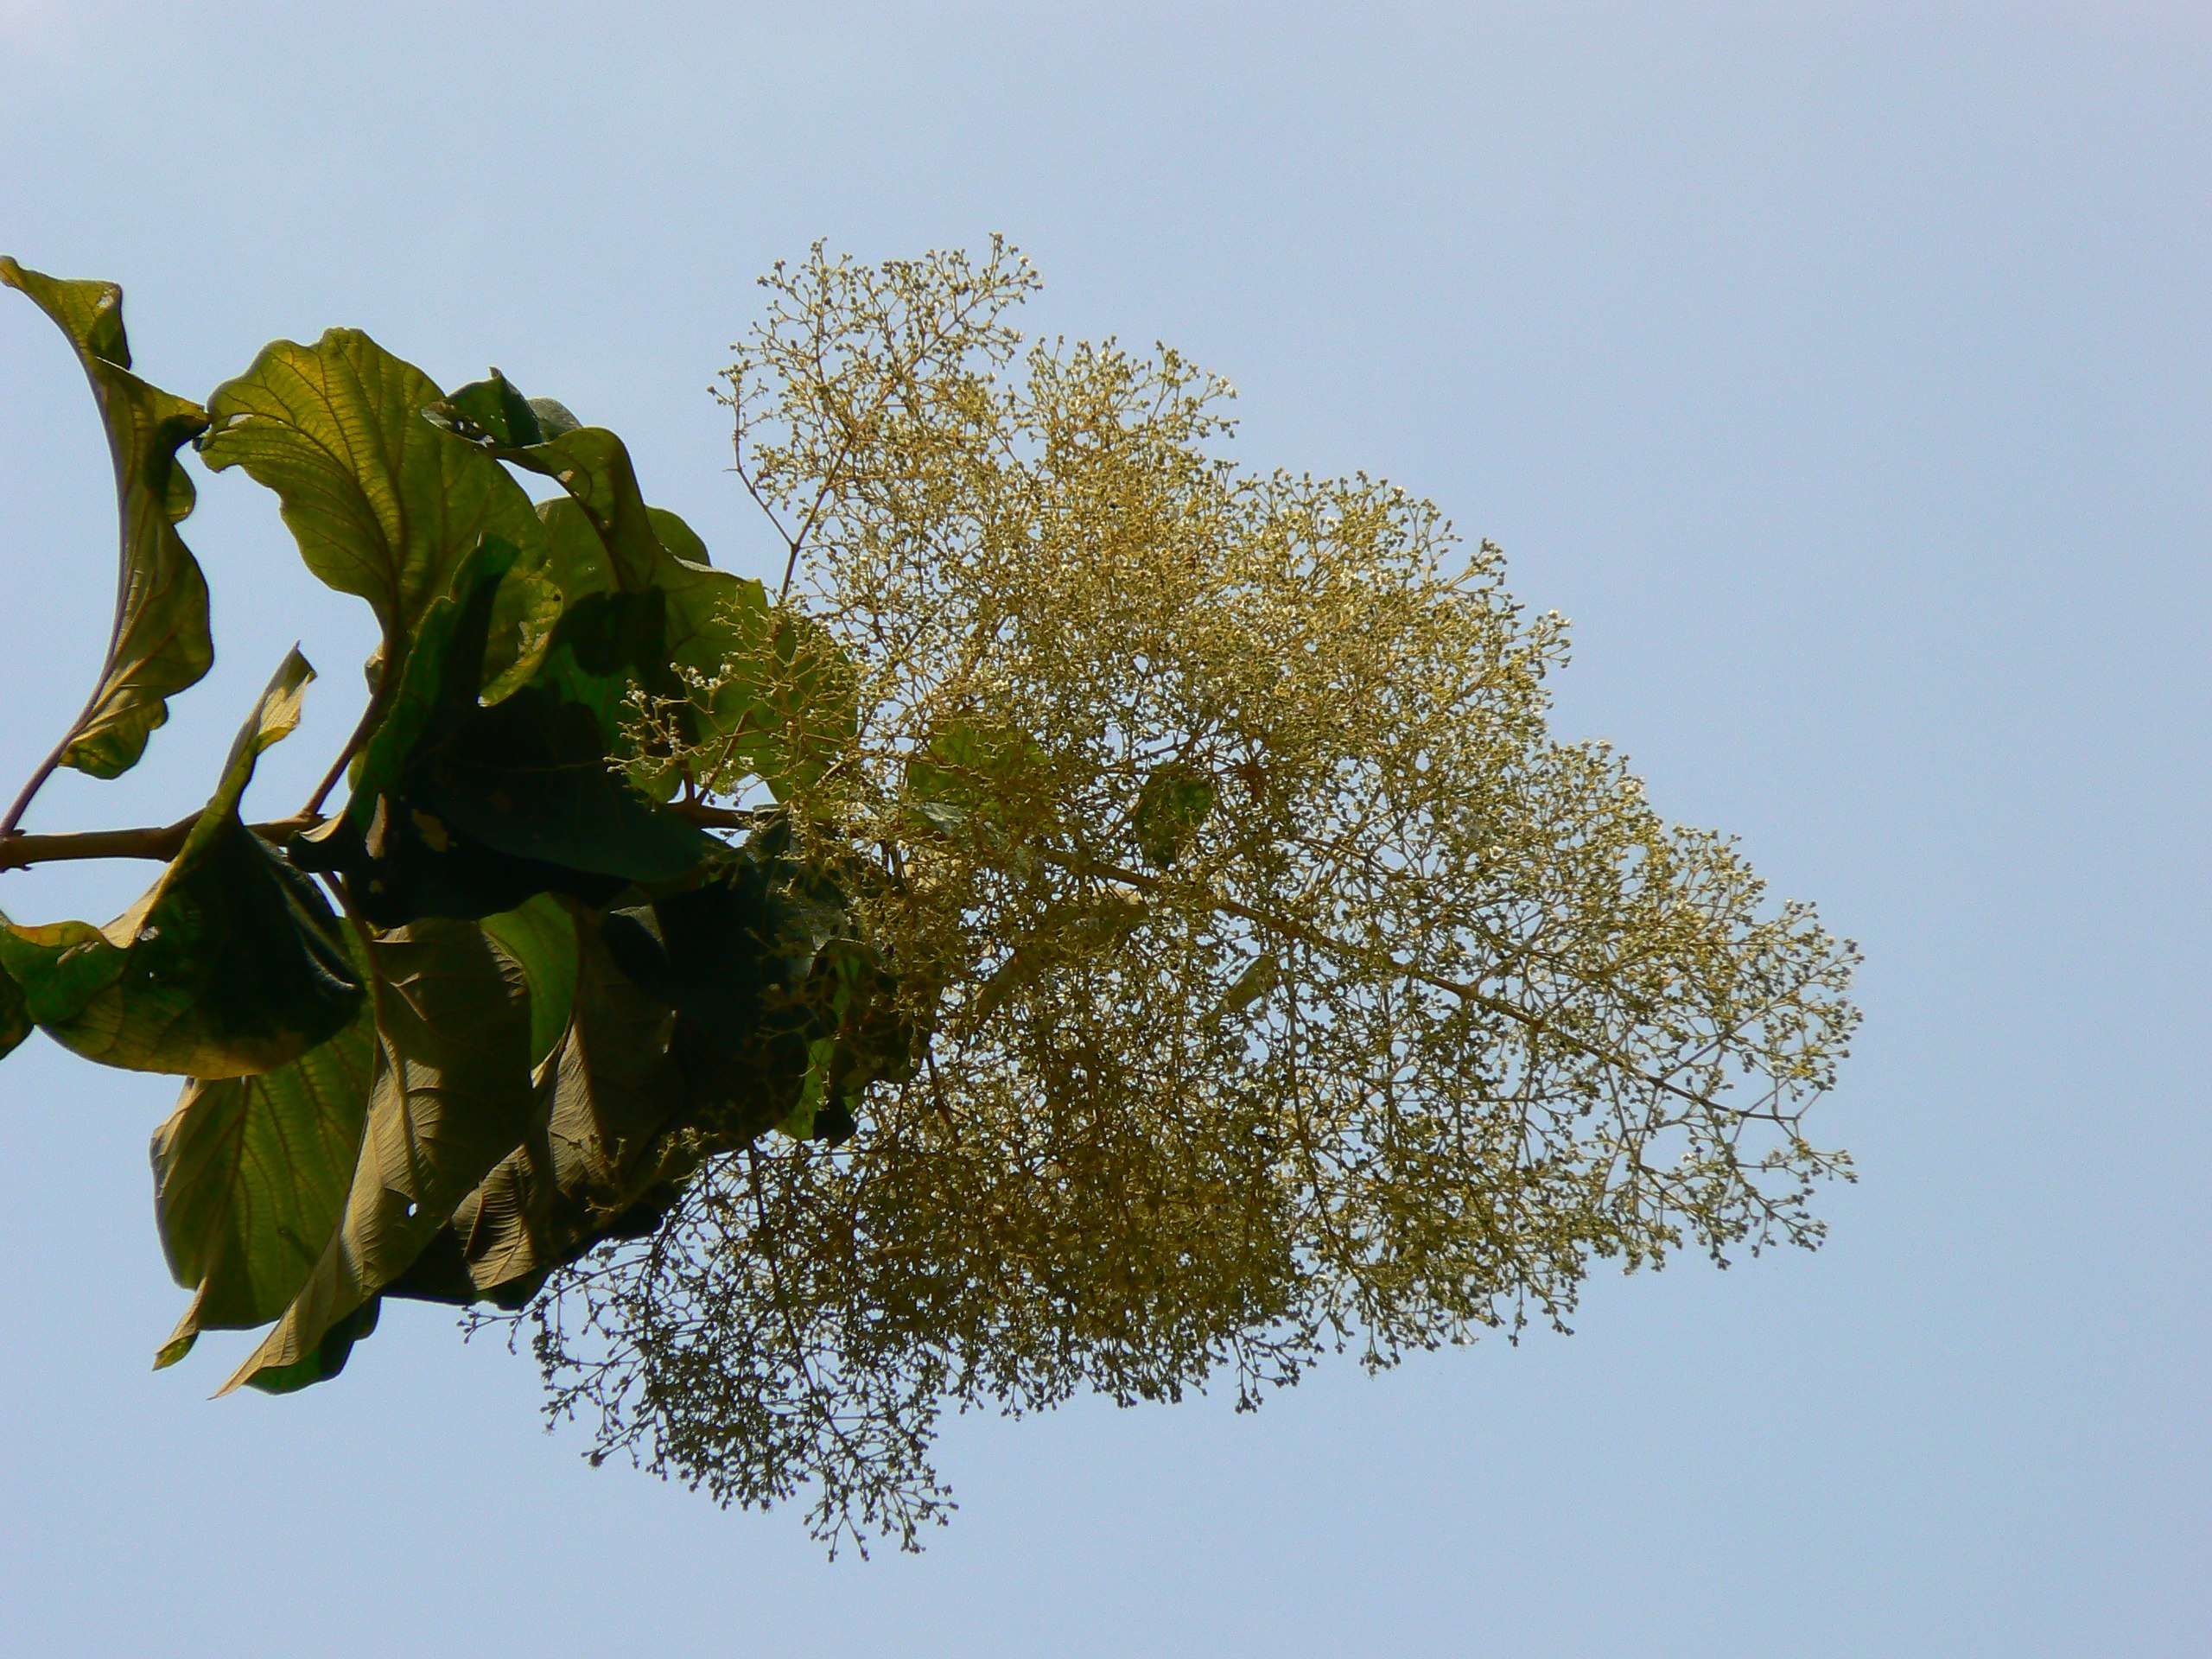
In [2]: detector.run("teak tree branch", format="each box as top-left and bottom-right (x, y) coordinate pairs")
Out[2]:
(0, 799), (759, 874)
(0, 812), (327, 874)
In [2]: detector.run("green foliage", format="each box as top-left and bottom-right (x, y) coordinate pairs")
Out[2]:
(0, 651), (361, 1077)
(0, 247), (1858, 1559)
(0, 957), (28, 1061)
(200, 329), (553, 686)
(223, 914), (544, 1392)
(480, 895), (581, 1072)
(152, 969), (375, 1367)
(0, 258), (213, 783)
(392, 918), (693, 1309)
(433, 371), (855, 800)
(2, 258), (893, 1406)
(290, 535), (721, 927)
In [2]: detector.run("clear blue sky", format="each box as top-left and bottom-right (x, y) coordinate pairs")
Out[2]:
(2, 4), (2204, 1654)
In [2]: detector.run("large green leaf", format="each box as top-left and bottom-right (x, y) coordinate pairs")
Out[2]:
(236, 1295), (381, 1394)
(397, 876), (915, 1306)
(222, 916), (543, 1394)
(389, 849), (918, 1311)
(528, 569), (674, 747)
(479, 893), (578, 1072)
(291, 537), (720, 927)
(390, 913), (700, 1306)
(0, 652), (363, 1076)
(0, 930), (29, 1062)
(149, 959), (375, 1369)
(433, 374), (855, 798)
(599, 827), (908, 1139)
(198, 329), (552, 683)
(429, 385), (681, 597)
(0, 918), (123, 1027)
(1, 258), (213, 779)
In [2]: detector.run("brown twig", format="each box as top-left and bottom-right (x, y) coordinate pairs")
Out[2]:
(0, 797), (751, 874)
(0, 812), (323, 874)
